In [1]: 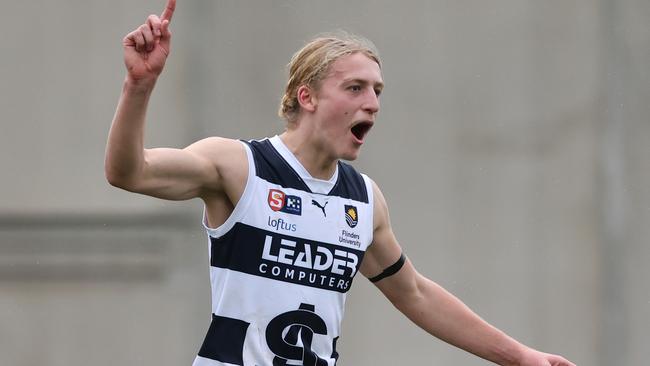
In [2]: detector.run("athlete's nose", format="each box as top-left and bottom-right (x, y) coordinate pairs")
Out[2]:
(362, 90), (380, 115)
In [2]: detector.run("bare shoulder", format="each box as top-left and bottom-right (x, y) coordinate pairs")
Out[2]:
(184, 136), (245, 161)
(189, 137), (251, 228)
(184, 136), (247, 174)
(369, 178), (390, 231)
(185, 136), (249, 201)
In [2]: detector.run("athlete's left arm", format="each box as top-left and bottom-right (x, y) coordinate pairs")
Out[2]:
(360, 180), (576, 366)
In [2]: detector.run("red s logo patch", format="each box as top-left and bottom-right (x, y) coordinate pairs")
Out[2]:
(268, 189), (286, 211)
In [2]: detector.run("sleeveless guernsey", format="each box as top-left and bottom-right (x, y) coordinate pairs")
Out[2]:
(192, 136), (374, 366)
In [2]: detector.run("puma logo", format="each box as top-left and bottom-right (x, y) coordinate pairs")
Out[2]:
(311, 199), (328, 217)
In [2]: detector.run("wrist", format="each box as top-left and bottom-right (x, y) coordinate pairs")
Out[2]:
(123, 75), (157, 93)
(493, 340), (527, 366)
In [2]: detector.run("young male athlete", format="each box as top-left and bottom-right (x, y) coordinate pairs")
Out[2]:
(105, 1), (576, 365)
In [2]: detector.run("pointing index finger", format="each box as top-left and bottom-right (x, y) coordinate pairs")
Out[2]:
(161, 0), (176, 22)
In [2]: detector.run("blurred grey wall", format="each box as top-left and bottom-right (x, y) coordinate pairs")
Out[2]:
(1, 0), (648, 365)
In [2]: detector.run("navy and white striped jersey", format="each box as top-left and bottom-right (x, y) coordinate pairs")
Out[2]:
(192, 136), (374, 366)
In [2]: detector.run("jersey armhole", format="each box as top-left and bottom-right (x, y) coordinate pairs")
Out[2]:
(362, 173), (374, 247)
(203, 141), (256, 238)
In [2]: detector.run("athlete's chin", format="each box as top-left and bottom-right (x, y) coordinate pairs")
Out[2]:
(340, 147), (362, 161)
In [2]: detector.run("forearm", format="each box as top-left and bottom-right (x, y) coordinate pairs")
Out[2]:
(369, 189), (575, 366)
(392, 277), (525, 365)
(105, 77), (157, 186)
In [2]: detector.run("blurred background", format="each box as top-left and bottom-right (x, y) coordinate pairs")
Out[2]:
(1, 0), (648, 365)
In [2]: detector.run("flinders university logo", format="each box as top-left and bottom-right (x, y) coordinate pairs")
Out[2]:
(344, 205), (358, 228)
(268, 189), (302, 215)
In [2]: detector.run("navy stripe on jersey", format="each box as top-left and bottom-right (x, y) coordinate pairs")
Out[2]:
(329, 162), (368, 203)
(198, 314), (249, 365)
(245, 139), (311, 192)
(244, 139), (369, 203)
(210, 222), (365, 293)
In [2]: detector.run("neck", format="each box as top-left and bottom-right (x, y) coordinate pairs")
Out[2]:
(279, 129), (338, 180)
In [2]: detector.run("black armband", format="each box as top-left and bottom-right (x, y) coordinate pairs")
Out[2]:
(369, 253), (406, 283)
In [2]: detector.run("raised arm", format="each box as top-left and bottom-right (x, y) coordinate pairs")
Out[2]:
(105, 0), (243, 202)
(360, 180), (576, 366)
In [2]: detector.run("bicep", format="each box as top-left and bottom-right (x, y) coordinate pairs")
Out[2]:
(127, 137), (241, 200)
(360, 180), (414, 287)
(360, 180), (428, 306)
(362, 224), (424, 307)
(359, 222), (403, 281)
(135, 146), (217, 200)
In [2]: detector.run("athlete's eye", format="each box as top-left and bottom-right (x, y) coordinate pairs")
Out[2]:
(374, 88), (382, 97)
(349, 85), (362, 92)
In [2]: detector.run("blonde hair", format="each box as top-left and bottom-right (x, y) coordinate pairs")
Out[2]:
(278, 32), (381, 123)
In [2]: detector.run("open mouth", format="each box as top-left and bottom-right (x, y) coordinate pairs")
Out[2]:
(351, 121), (373, 142)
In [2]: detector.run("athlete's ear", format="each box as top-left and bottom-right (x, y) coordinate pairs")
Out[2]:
(297, 85), (317, 113)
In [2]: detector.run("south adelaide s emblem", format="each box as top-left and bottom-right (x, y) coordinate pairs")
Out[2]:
(266, 303), (330, 366)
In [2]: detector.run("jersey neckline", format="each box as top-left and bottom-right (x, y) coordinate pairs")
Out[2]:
(269, 135), (339, 195)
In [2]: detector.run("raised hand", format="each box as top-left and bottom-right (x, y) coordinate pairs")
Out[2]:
(122, 0), (176, 82)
